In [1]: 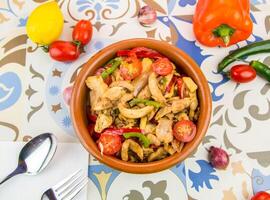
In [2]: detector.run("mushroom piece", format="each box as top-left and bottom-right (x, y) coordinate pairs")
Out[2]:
(148, 72), (166, 103)
(121, 139), (143, 161)
(164, 144), (176, 155)
(148, 147), (167, 162)
(146, 134), (161, 147)
(171, 98), (191, 113)
(155, 118), (173, 143)
(143, 147), (154, 157)
(102, 87), (125, 101)
(94, 113), (113, 133)
(172, 139), (184, 153)
(118, 103), (154, 119)
(110, 81), (134, 92)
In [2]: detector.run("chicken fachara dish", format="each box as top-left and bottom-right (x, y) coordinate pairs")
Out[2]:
(85, 47), (200, 163)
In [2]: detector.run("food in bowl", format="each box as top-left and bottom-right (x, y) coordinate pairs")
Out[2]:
(85, 47), (200, 163)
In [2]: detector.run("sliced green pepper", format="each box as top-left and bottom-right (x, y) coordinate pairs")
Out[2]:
(101, 57), (121, 79)
(123, 132), (150, 148)
(129, 98), (161, 108)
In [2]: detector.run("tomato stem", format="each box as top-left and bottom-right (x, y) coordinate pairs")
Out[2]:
(40, 45), (49, 53)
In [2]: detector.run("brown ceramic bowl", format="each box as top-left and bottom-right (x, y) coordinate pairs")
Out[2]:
(71, 38), (212, 174)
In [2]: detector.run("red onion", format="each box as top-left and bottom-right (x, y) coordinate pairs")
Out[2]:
(138, 6), (157, 26)
(63, 86), (73, 105)
(209, 146), (229, 170)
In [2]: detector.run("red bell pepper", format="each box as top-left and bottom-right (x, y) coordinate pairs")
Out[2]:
(88, 114), (97, 123)
(103, 128), (143, 135)
(177, 78), (184, 99)
(165, 76), (177, 93)
(117, 47), (163, 59)
(193, 0), (253, 47)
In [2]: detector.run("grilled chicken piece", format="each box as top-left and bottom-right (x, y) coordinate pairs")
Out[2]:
(164, 143), (176, 155)
(171, 98), (191, 113)
(155, 106), (172, 120)
(102, 87), (125, 101)
(94, 113), (113, 133)
(110, 81), (134, 92)
(121, 139), (143, 161)
(86, 76), (109, 111)
(155, 118), (173, 143)
(137, 85), (151, 99)
(148, 147), (167, 162)
(148, 72), (166, 103)
(146, 134), (161, 147)
(172, 139), (184, 153)
(118, 103), (154, 119)
(133, 72), (151, 96)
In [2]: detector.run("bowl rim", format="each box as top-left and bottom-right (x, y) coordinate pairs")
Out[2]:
(71, 38), (212, 174)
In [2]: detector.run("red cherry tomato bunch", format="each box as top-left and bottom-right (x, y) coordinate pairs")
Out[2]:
(45, 20), (93, 62)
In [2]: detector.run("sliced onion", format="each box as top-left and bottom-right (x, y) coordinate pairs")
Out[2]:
(138, 6), (157, 26)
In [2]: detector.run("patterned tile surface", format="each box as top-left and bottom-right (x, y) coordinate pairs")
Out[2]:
(0, 0), (270, 199)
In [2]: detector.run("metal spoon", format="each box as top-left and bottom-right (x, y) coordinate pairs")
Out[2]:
(0, 133), (57, 185)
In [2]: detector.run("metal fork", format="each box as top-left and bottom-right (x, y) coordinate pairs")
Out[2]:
(41, 170), (88, 200)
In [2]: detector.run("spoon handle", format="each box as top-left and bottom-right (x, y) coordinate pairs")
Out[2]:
(0, 163), (26, 185)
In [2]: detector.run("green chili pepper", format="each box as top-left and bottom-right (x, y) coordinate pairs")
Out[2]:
(250, 60), (270, 82)
(218, 40), (270, 72)
(101, 58), (121, 79)
(129, 98), (161, 108)
(123, 132), (150, 148)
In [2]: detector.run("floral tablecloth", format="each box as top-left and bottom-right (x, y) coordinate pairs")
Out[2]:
(0, 0), (270, 199)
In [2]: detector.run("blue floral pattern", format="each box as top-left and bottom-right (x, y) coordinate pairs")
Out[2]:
(188, 160), (219, 191)
(0, 72), (21, 111)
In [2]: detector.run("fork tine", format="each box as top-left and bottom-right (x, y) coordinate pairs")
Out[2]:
(53, 169), (82, 191)
(56, 171), (84, 195)
(61, 177), (88, 200)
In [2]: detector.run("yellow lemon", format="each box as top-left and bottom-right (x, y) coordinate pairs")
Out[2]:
(26, 1), (64, 45)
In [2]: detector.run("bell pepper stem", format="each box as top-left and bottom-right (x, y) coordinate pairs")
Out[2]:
(213, 24), (235, 46)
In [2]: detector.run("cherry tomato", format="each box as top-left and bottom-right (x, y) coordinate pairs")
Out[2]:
(97, 133), (122, 155)
(120, 56), (142, 80)
(49, 41), (80, 62)
(72, 20), (93, 45)
(152, 58), (173, 76)
(173, 120), (196, 142)
(95, 68), (112, 85)
(251, 191), (270, 200)
(230, 64), (256, 83)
